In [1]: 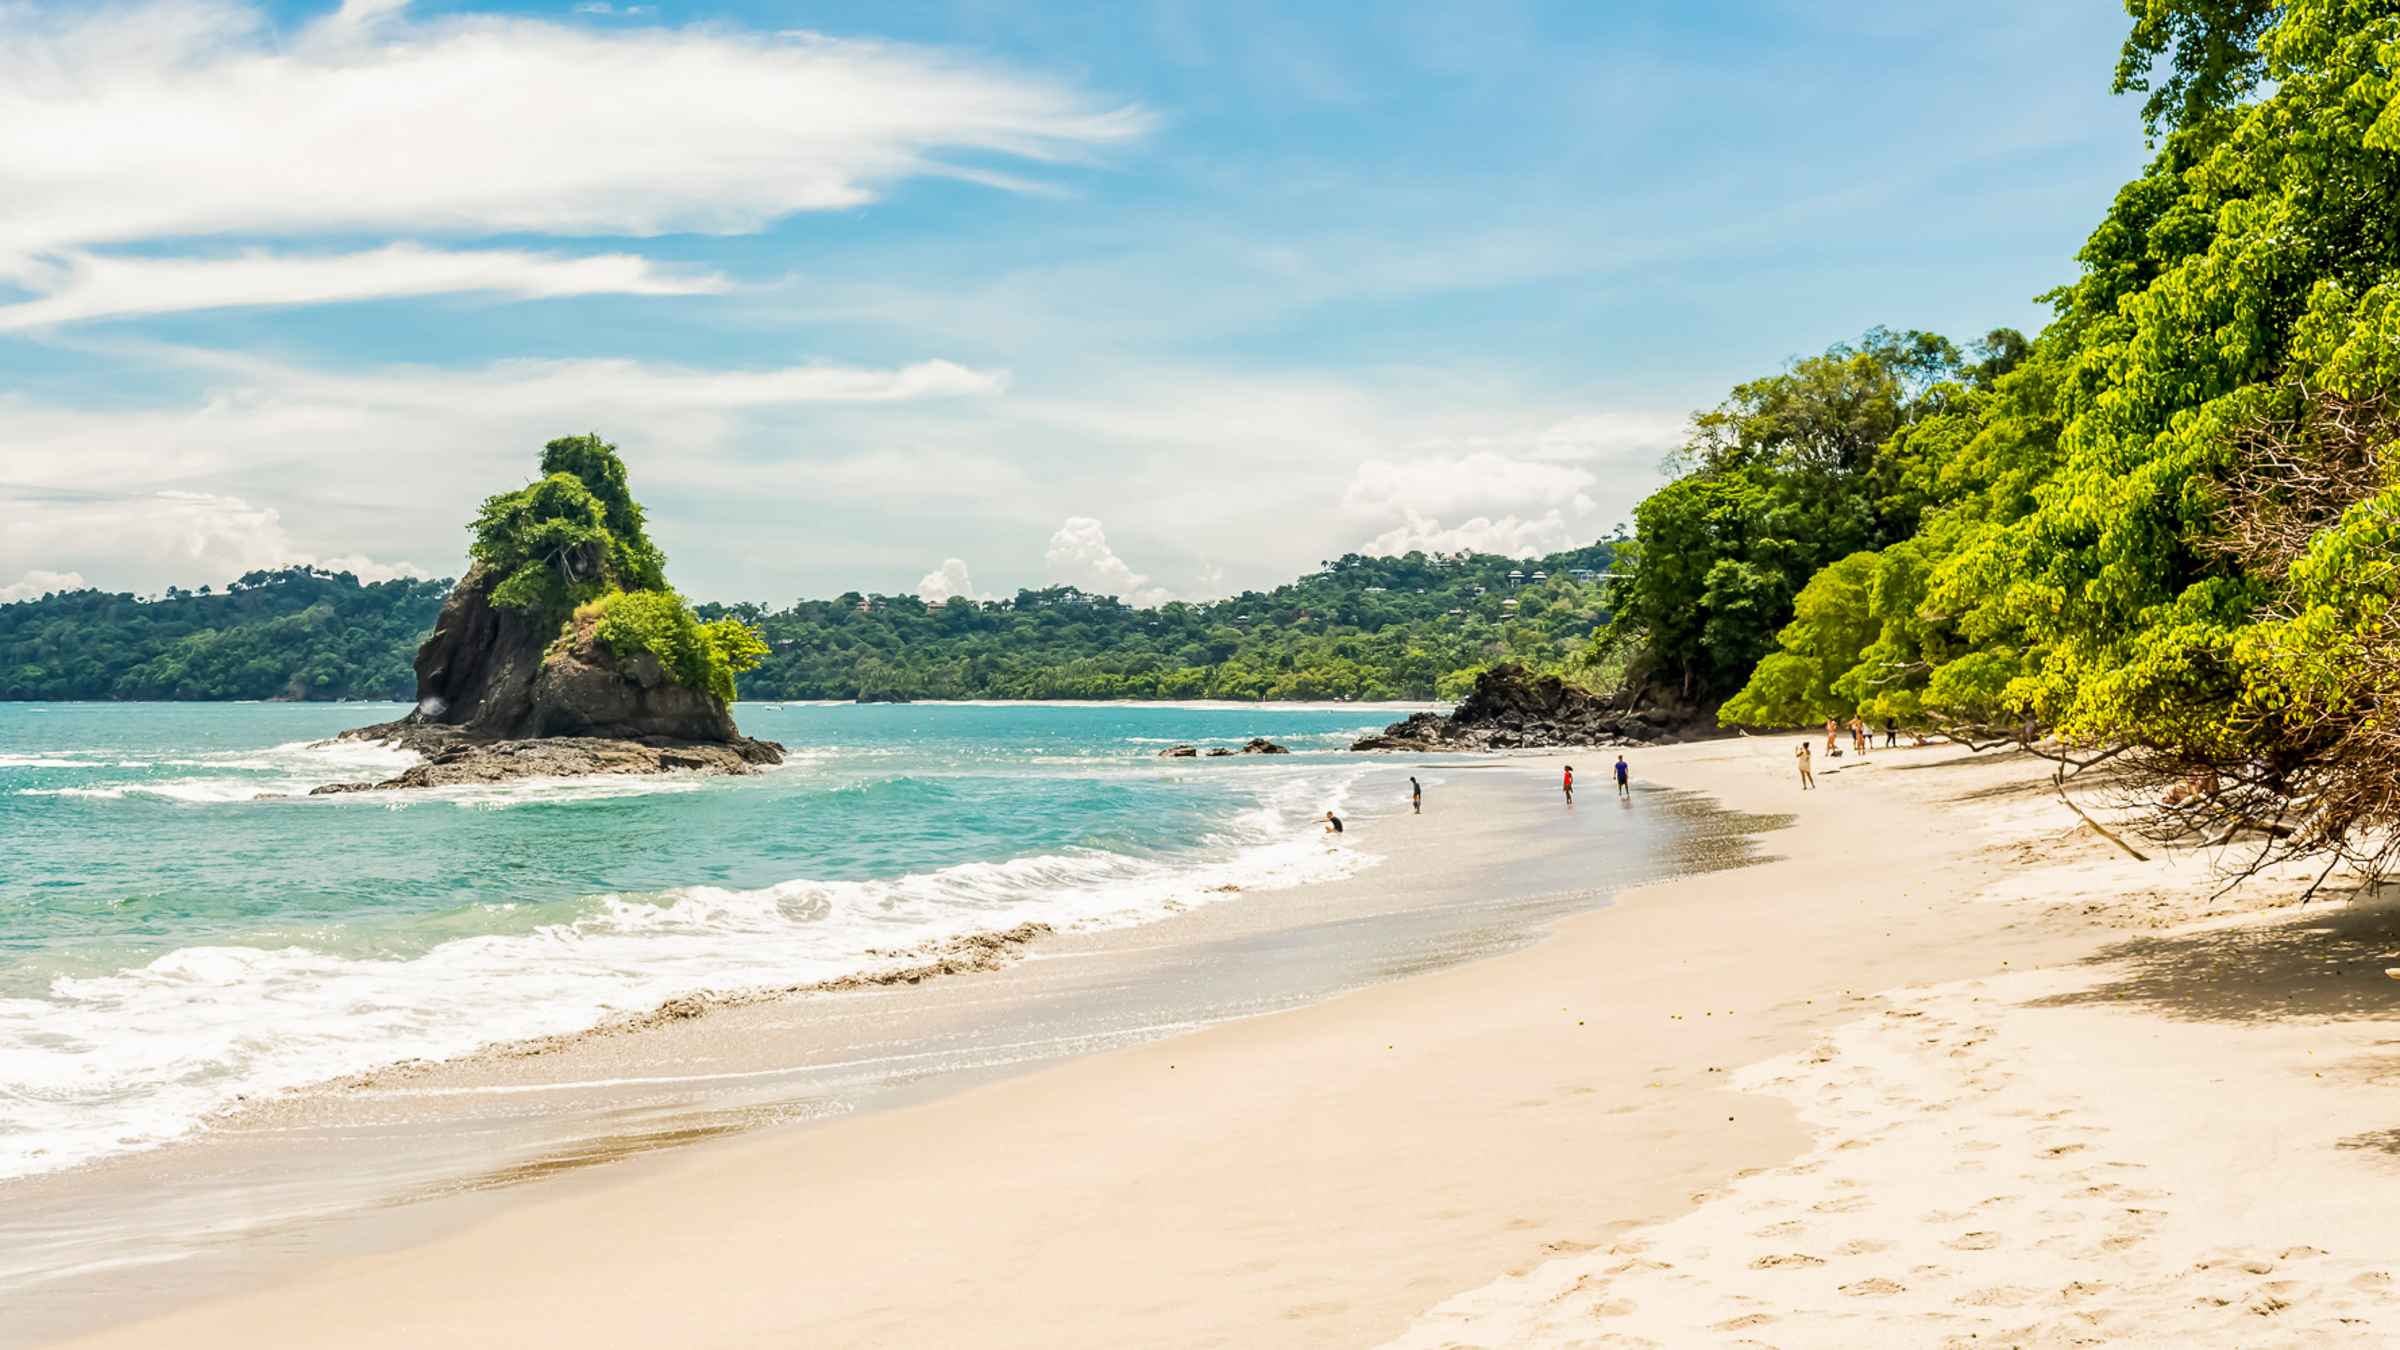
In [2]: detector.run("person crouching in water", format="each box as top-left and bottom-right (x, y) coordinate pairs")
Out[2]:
(1323, 811), (1344, 834)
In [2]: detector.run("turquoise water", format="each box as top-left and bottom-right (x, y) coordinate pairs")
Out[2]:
(0, 701), (1397, 1179)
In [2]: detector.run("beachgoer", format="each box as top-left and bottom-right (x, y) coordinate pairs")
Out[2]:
(1884, 716), (1898, 749)
(1796, 741), (1815, 789)
(1825, 717), (1839, 754)
(1614, 754), (1630, 798)
(1851, 715), (1867, 756)
(1324, 811), (1344, 834)
(1409, 776), (1422, 814)
(1563, 764), (1575, 803)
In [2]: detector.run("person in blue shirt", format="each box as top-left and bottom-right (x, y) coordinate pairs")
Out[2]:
(1614, 754), (1630, 798)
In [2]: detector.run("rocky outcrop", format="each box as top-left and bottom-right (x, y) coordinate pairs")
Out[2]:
(1161, 737), (1288, 759)
(310, 731), (777, 794)
(330, 564), (779, 789)
(1351, 663), (1703, 751)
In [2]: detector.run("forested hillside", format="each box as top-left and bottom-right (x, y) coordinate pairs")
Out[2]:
(0, 568), (451, 701)
(711, 546), (1620, 701)
(2, 546), (1620, 703)
(1606, 1), (2400, 871)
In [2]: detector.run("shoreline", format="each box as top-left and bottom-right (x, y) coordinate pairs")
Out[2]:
(7, 754), (1744, 1345)
(35, 735), (2400, 1346)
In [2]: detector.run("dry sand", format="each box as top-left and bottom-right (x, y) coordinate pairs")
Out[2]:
(49, 736), (2400, 1348)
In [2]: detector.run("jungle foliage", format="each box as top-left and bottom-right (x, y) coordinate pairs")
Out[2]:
(1634, 0), (2400, 872)
(711, 547), (1622, 702)
(0, 568), (450, 701)
(3, 548), (1617, 705)
(474, 435), (763, 703)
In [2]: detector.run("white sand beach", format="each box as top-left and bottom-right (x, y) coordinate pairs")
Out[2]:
(43, 736), (2400, 1348)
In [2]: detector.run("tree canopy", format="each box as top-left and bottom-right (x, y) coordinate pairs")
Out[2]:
(471, 435), (761, 703)
(1617, 0), (2400, 871)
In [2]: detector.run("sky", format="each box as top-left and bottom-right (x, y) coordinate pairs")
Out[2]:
(0, 0), (2153, 607)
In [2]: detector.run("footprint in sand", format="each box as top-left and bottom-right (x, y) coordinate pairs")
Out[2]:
(1810, 1195), (1870, 1214)
(1749, 1220), (1806, 1239)
(1838, 1239), (1895, 1256)
(1947, 1231), (2003, 1251)
(1748, 1253), (1827, 1270)
(1713, 1313), (1776, 1331)
(1840, 1277), (1905, 1297)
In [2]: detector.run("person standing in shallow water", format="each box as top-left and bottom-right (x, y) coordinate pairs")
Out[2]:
(1562, 764), (1575, 803)
(1796, 741), (1815, 789)
(1614, 754), (1630, 799)
(1409, 776), (1422, 814)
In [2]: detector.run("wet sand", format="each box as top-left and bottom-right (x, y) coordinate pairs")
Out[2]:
(37, 737), (2400, 1346)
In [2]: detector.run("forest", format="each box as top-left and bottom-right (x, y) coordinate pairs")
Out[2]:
(0, 569), (452, 702)
(1613, 1), (2400, 871)
(0, 546), (1617, 703)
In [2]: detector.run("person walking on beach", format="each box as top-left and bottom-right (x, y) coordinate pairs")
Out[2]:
(1884, 716), (1898, 749)
(1409, 776), (1422, 814)
(1562, 764), (1575, 804)
(1850, 715), (1867, 756)
(1824, 717), (1839, 755)
(1796, 741), (1815, 789)
(1614, 754), (1630, 799)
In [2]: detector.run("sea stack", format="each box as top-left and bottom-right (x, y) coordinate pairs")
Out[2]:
(1350, 662), (1690, 751)
(320, 435), (781, 792)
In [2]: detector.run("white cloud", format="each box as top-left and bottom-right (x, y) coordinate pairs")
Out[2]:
(0, 245), (729, 331)
(1045, 516), (1168, 607)
(1338, 448), (1635, 559)
(0, 569), (88, 603)
(0, 1), (1148, 262)
(1362, 509), (1578, 559)
(1340, 451), (1600, 523)
(0, 350), (1011, 596)
(1526, 411), (1692, 462)
(914, 558), (988, 604)
(0, 492), (428, 592)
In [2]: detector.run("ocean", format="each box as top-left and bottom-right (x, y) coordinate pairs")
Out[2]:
(0, 700), (1400, 1182)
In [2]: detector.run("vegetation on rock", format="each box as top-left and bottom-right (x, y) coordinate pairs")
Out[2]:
(473, 435), (763, 705)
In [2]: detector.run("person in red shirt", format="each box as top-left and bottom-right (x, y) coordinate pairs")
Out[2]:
(1562, 764), (1575, 803)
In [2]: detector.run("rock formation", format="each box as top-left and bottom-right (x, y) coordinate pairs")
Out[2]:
(318, 437), (779, 792)
(1351, 663), (1700, 751)
(1159, 737), (1290, 759)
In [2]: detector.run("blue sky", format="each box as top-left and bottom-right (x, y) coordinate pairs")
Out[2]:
(0, 0), (2148, 605)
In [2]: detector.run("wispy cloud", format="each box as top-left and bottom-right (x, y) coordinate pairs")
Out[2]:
(0, 0), (1147, 312)
(0, 245), (728, 330)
